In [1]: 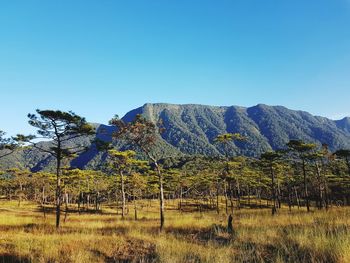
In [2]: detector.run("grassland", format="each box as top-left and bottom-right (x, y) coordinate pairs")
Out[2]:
(1, 200), (350, 263)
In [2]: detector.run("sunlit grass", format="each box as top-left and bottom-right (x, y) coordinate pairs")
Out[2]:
(1, 200), (350, 262)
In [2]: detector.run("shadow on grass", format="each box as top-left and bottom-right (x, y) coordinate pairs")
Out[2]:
(164, 224), (233, 245)
(33, 206), (120, 216)
(0, 223), (133, 236)
(234, 226), (339, 263)
(234, 237), (338, 263)
(90, 238), (157, 263)
(0, 254), (30, 263)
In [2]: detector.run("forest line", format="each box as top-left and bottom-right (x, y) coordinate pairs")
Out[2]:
(1, 109), (350, 231)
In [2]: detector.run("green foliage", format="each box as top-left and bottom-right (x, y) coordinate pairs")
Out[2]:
(3, 103), (350, 171)
(23, 109), (95, 159)
(0, 130), (19, 159)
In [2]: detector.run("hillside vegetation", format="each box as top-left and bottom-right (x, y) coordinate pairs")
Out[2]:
(1, 103), (350, 171)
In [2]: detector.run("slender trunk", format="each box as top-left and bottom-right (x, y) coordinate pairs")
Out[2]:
(95, 191), (100, 212)
(155, 162), (165, 232)
(42, 186), (46, 218)
(179, 187), (183, 211)
(224, 181), (228, 214)
(64, 190), (68, 223)
(344, 159), (350, 206)
(107, 192), (110, 205)
(315, 162), (323, 209)
(198, 199), (202, 215)
(87, 180), (90, 211)
(56, 153), (62, 229)
(82, 192), (85, 210)
(287, 182), (292, 212)
(121, 171), (126, 220)
(277, 179), (282, 209)
(248, 186), (251, 207)
(78, 192), (82, 215)
(294, 186), (300, 209)
(259, 191), (262, 209)
(216, 180), (220, 214)
(87, 194), (90, 211)
(302, 159), (310, 212)
(133, 191), (138, 221)
(346, 157), (350, 177)
(323, 175), (329, 210)
(229, 182), (234, 214)
(116, 195), (119, 215)
(18, 182), (22, 207)
(270, 163), (277, 215)
(236, 179), (241, 209)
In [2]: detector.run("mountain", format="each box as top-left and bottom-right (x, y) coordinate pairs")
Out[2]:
(1, 103), (350, 171)
(336, 117), (350, 133)
(125, 103), (350, 156)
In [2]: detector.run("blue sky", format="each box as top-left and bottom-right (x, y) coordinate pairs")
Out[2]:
(0, 0), (350, 135)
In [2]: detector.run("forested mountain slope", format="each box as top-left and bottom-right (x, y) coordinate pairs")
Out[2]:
(1, 103), (349, 171)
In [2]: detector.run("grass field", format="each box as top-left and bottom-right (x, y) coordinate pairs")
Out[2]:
(1, 200), (350, 263)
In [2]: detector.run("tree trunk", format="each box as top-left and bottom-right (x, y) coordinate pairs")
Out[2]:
(287, 183), (292, 212)
(18, 182), (22, 207)
(87, 194), (90, 211)
(227, 214), (233, 234)
(247, 186), (251, 207)
(315, 162), (323, 209)
(270, 164), (277, 215)
(302, 159), (310, 212)
(155, 162), (165, 232)
(121, 171), (126, 220)
(78, 192), (82, 214)
(55, 144), (62, 229)
(277, 179), (282, 209)
(95, 191), (100, 212)
(179, 187), (183, 211)
(323, 175), (329, 210)
(229, 182), (234, 214)
(64, 190), (68, 223)
(216, 180), (220, 214)
(116, 195), (119, 215)
(133, 192), (138, 221)
(294, 187), (300, 209)
(224, 181), (228, 214)
(42, 186), (46, 218)
(236, 179), (241, 209)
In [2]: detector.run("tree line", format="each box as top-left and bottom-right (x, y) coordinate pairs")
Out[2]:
(1, 109), (350, 231)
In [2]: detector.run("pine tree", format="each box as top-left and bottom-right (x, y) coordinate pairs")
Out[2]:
(18, 110), (95, 228)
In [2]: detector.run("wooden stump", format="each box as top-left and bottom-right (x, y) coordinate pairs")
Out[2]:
(227, 214), (233, 234)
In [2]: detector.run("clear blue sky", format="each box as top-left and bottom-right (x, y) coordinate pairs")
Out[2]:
(1, 0), (350, 136)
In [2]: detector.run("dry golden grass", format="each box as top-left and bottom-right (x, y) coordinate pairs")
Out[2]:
(1, 200), (350, 263)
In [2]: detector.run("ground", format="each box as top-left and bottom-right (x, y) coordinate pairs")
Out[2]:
(0, 200), (350, 263)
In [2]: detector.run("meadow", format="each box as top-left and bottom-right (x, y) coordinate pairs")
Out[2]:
(1, 200), (350, 263)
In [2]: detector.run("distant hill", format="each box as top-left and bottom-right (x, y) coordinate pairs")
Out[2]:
(1, 103), (350, 171)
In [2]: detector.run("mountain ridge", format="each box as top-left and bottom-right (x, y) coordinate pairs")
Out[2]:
(1, 103), (350, 171)
(130, 103), (350, 155)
